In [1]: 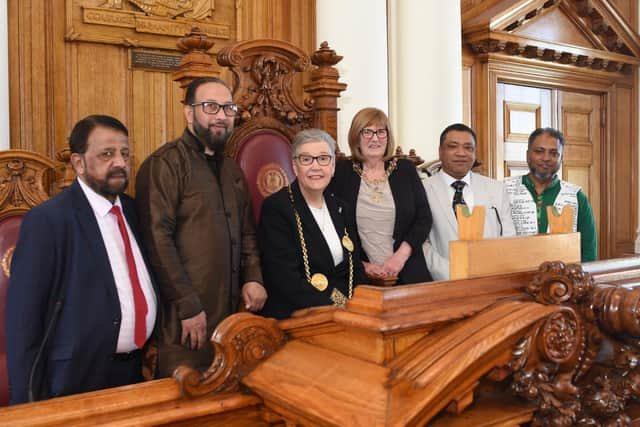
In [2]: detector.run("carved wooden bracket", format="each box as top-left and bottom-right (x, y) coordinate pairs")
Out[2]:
(501, 261), (640, 425)
(174, 313), (285, 398)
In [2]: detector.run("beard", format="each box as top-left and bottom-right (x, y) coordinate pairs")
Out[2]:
(83, 167), (129, 199)
(530, 163), (560, 181)
(193, 119), (231, 153)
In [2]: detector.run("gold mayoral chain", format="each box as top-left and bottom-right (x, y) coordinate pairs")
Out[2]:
(287, 185), (354, 308)
(352, 159), (397, 204)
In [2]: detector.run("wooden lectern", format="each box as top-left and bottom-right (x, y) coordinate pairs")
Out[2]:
(450, 205), (580, 280)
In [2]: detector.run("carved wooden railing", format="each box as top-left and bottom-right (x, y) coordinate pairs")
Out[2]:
(3, 257), (640, 425)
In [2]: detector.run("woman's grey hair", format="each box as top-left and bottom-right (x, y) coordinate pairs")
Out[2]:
(291, 128), (336, 157)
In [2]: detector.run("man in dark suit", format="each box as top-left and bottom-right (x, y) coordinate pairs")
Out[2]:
(6, 115), (157, 404)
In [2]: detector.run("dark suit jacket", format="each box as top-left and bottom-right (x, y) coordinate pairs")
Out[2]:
(6, 179), (155, 404)
(330, 159), (433, 284)
(258, 181), (366, 320)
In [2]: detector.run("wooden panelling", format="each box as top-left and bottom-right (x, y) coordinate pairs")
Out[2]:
(236, 0), (316, 96)
(462, 51), (474, 127)
(612, 84), (636, 255)
(565, 165), (591, 196)
(9, 0), (316, 193)
(513, 6), (596, 49)
(609, 0), (638, 30)
(9, 0), (68, 157)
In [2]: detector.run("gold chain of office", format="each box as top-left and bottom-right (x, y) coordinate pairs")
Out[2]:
(287, 185), (353, 307)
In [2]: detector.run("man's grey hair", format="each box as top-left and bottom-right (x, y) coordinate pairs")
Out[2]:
(291, 128), (336, 157)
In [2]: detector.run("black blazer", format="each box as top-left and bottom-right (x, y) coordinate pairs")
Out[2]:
(330, 158), (433, 284)
(258, 181), (366, 319)
(6, 179), (158, 403)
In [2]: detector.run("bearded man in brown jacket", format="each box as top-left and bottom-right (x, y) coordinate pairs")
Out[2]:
(135, 77), (267, 377)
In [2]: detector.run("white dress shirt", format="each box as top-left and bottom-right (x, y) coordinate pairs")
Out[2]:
(308, 199), (344, 266)
(78, 178), (156, 353)
(439, 170), (475, 209)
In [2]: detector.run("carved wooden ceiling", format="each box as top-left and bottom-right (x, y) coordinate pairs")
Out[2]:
(463, 0), (640, 74)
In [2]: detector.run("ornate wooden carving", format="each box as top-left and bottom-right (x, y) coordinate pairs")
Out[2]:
(174, 312), (285, 398)
(0, 150), (60, 217)
(206, 39), (349, 156)
(215, 38), (314, 157)
(66, 0), (230, 50)
(9, 258), (640, 424)
(173, 26), (218, 91)
(493, 261), (640, 426)
(464, 0), (640, 75)
(55, 148), (75, 191)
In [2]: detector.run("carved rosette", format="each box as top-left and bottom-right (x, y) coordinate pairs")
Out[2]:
(508, 307), (584, 425)
(174, 313), (285, 398)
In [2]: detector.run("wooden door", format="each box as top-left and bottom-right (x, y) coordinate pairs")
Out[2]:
(497, 83), (603, 257)
(557, 91), (601, 249)
(496, 83), (553, 179)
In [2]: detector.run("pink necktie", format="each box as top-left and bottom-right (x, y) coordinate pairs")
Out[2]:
(110, 205), (148, 348)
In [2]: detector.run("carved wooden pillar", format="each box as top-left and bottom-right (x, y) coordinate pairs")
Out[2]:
(173, 27), (219, 96)
(304, 42), (347, 152)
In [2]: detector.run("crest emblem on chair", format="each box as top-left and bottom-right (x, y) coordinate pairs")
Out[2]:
(256, 163), (289, 197)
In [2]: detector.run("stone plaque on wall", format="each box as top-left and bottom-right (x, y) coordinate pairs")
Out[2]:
(66, 0), (235, 50)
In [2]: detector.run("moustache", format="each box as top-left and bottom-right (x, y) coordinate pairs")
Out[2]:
(107, 168), (128, 180)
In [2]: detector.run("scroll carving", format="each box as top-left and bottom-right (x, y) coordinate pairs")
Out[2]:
(216, 40), (316, 157)
(174, 313), (285, 398)
(498, 261), (640, 426)
(217, 43), (312, 130)
(526, 261), (595, 305)
(0, 151), (59, 215)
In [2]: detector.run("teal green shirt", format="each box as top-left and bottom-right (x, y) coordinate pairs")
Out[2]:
(522, 175), (597, 262)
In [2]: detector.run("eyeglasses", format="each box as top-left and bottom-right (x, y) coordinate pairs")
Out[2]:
(190, 101), (239, 117)
(360, 128), (388, 139)
(294, 154), (334, 166)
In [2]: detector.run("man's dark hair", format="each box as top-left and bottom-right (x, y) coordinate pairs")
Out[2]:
(439, 123), (477, 146)
(528, 127), (566, 148)
(69, 115), (128, 154)
(184, 77), (232, 105)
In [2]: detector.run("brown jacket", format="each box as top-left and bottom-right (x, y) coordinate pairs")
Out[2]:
(135, 129), (262, 376)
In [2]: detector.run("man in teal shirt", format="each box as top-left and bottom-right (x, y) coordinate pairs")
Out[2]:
(504, 127), (597, 262)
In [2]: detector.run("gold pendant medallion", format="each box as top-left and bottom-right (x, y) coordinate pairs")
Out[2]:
(342, 235), (354, 252)
(310, 273), (328, 291)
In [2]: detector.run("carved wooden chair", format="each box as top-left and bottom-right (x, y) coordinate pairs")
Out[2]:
(175, 31), (347, 222)
(0, 150), (60, 405)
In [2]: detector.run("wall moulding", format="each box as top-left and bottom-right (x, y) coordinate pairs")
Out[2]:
(463, 0), (640, 76)
(65, 0), (233, 50)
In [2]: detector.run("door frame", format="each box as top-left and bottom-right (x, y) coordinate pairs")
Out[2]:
(470, 54), (637, 259)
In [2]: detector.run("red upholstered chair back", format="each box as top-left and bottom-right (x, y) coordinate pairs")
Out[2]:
(0, 215), (23, 406)
(0, 151), (58, 406)
(234, 130), (295, 223)
(175, 34), (348, 222)
(217, 40), (315, 222)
